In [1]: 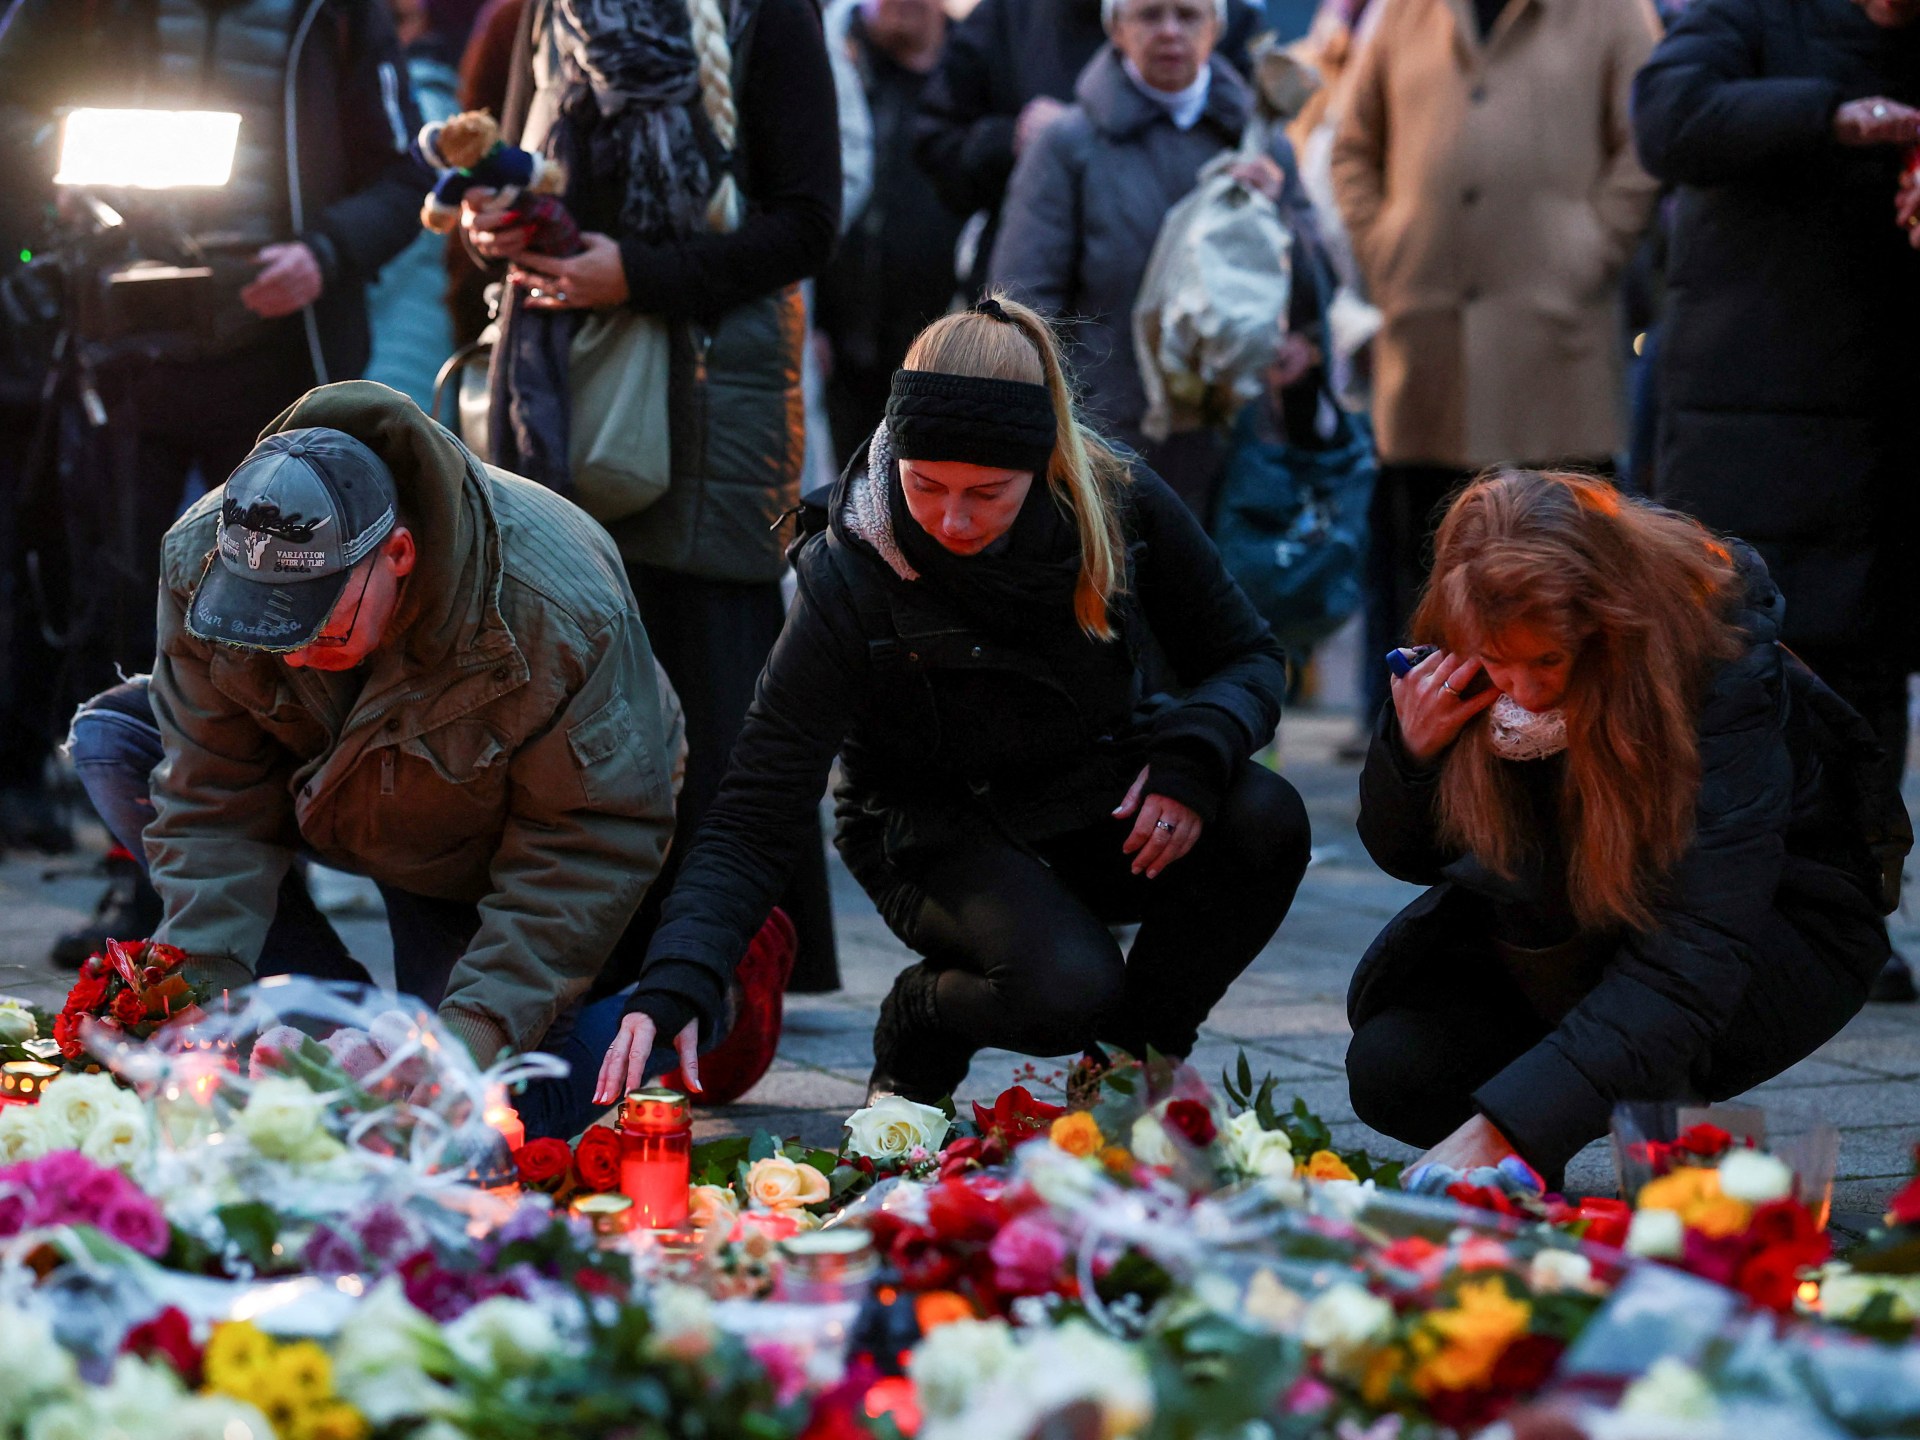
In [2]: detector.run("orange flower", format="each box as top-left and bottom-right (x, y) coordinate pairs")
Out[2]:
(1049, 1112), (1104, 1158)
(1411, 1277), (1532, 1396)
(1685, 1194), (1754, 1239)
(1099, 1145), (1134, 1175)
(1305, 1150), (1358, 1183)
(1637, 1166), (1720, 1215)
(914, 1291), (976, 1332)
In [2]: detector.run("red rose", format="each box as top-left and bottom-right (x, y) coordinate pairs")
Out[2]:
(573, 1125), (622, 1192)
(513, 1137), (574, 1189)
(1735, 1242), (1821, 1313)
(111, 987), (148, 1027)
(1162, 1099), (1217, 1148)
(1574, 1197), (1633, 1250)
(1677, 1123), (1733, 1158)
(1749, 1199), (1824, 1253)
(924, 1178), (1007, 1243)
(52, 1010), (85, 1061)
(122, 1306), (203, 1386)
(1489, 1333), (1564, 1394)
(972, 1086), (1067, 1145)
(1447, 1182), (1525, 1219)
(1886, 1173), (1920, 1228)
(66, 972), (110, 1014)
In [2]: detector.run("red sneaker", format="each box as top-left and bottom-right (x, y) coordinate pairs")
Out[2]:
(659, 907), (798, 1106)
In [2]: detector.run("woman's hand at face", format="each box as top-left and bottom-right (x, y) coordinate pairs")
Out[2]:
(1391, 648), (1498, 764)
(462, 187), (532, 262)
(511, 233), (631, 310)
(593, 1012), (702, 1107)
(1113, 765), (1204, 878)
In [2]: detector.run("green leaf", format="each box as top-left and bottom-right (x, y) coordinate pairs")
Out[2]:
(746, 1131), (779, 1163)
(214, 1201), (285, 1273)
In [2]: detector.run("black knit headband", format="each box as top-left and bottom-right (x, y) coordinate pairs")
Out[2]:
(886, 368), (1058, 474)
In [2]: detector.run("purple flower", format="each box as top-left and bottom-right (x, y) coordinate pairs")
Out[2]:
(356, 1204), (425, 1264)
(303, 1224), (363, 1276)
(987, 1213), (1070, 1296)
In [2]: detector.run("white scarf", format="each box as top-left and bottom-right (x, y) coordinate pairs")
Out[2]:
(1487, 693), (1568, 761)
(1123, 58), (1212, 130)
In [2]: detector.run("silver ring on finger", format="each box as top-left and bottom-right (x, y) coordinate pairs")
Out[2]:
(1156, 819), (1177, 832)
(555, 290), (569, 304)
(1874, 102), (1890, 118)
(1440, 680), (1458, 697)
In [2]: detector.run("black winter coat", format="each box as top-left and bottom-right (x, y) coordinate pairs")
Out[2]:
(1633, 0), (1920, 653)
(911, 0), (1265, 291)
(1352, 553), (1898, 1174)
(630, 455), (1289, 1036)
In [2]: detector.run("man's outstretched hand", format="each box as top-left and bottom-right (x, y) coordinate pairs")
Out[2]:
(594, 1012), (701, 1106)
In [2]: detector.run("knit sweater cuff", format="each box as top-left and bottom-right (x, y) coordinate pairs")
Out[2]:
(440, 1007), (512, 1069)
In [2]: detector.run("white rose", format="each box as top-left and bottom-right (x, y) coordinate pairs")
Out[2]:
(1018, 1141), (1103, 1209)
(1026, 1323), (1153, 1438)
(909, 1318), (1019, 1419)
(1717, 1148), (1794, 1205)
(0, 1000), (37, 1045)
(444, 1296), (562, 1376)
(1301, 1282), (1395, 1381)
(1527, 1249), (1595, 1295)
(332, 1279), (455, 1424)
(40, 1070), (128, 1147)
(0, 1306), (77, 1430)
(0, 1102), (53, 1165)
(1816, 1264), (1920, 1324)
(1223, 1110), (1295, 1178)
(648, 1282), (718, 1362)
(167, 1395), (278, 1440)
(1627, 1207), (1686, 1259)
(1619, 1357), (1717, 1420)
(844, 1094), (950, 1162)
(688, 1183), (741, 1232)
(745, 1155), (831, 1210)
(90, 1354), (185, 1433)
(1129, 1113), (1177, 1168)
(236, 1076), (344, 1164)
(80, 1108), (152, 1176)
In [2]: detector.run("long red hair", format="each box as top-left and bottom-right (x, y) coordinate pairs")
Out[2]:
(1411, 471), (1744, 932)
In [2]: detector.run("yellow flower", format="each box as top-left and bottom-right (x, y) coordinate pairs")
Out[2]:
(1637, 1166), (1720, 1214)
(1685, 1194), (1754, 1239)
(293, 1400), (370, 1440)
(1412, 1277), (1532, 1397)
(1305, 1150), (1357, 1182)
(1050, 1113), (1104, 1158)
(1098, 1145), (1134, 1175)
(269, 1340), (335, 1405)
(1360, 1346), (1405, 1408)
(204, 1321), (275, 1392)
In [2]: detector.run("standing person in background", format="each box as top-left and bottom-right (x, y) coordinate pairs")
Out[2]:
(990, 0), (1328, 516)
(445, 0), (529, 347)
(467, 0), (844, 1002)
(1330, 0), (1659, 727)
(1633, 0), (1920, 1002)
(817, 0), (969, 468)
(914, 0), (1267, 295)
(368, 0), (482, 406)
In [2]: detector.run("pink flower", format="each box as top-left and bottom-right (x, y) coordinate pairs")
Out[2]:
(99, 1194), (170, 1256)
(67, 1166), (126, 1225)
(748, 1338), (811, 1406)
(1283, 1376), (1337, 1415)
(987, 1213), (1069, 1296)
(24, 1150), (97, 1199)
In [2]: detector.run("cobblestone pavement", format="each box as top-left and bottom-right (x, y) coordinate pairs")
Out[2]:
(4, 711), (1916, 1213)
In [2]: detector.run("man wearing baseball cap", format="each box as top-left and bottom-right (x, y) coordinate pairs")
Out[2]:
(64, 381), (688, 1138)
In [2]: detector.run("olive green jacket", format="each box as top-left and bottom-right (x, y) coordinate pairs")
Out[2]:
(147, 381), (684, 1063)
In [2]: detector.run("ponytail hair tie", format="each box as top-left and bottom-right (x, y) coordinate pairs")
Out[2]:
(972, 297), (1014, 323)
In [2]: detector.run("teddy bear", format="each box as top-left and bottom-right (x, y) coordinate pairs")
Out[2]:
(418, 110), (582, 256)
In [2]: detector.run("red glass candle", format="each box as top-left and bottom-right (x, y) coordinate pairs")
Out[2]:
(618, 1087), (691, 1228)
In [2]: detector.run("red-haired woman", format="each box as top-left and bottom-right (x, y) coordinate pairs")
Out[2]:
(1347, 470), (1908, 1186)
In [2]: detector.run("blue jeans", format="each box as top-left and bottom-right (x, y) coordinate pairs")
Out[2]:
(68, 677), (629, 1140)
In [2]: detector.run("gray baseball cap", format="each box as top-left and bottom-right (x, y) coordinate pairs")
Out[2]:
(188, 428), (399, 652)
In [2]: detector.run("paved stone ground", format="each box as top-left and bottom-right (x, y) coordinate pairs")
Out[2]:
(3, 710), (1917, 1213)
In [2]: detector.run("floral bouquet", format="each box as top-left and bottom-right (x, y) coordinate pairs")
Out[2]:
(0, 1149), (171, 1256)
(53, 938), (200, 1066)
(1613, 1102), (1838, 1228)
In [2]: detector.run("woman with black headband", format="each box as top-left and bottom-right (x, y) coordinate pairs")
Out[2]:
(594, 294), (1310, 1105)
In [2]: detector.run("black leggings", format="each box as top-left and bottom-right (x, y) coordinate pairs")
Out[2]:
(872, 765), (1311, 1060)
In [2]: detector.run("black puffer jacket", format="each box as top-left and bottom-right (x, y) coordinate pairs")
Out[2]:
(630, 451), (1289, 1036)
(1633, 0), (1920, 652)
(1351, 550), (1902, 1174)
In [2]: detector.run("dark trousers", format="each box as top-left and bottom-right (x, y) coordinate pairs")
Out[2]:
(872, 764), (1311, 1061)
(1346, 913), (1877, 1183)
(67, 677), (623, 1141)
(1796, 641), (1910, 796)
(615, 563), (840, 993)
(1360, 463), (1472, 721)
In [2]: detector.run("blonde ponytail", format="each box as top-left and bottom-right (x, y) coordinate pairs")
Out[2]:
(902, 294), (1134, 640)
(688, 0), (741, 232)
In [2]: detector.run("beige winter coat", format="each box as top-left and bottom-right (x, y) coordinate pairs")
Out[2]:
(1330, 0), (1659, 467)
